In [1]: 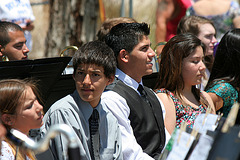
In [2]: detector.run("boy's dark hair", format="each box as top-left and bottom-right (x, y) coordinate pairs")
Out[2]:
(105, 22), (150, 58)
(73, 40), (116, 79)
(0, 21), (23, 47)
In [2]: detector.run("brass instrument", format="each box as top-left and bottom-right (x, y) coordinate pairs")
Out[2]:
(59, 46), (78, 57)
(59, 46), (78, 73)
(153, 41), (167, 60)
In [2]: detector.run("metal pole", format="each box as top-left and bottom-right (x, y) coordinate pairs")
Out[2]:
(120, 0), (125, 17)
(129, 0), (133, 17)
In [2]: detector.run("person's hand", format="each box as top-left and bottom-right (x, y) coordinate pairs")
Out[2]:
(21, 19), (34, 31)
(15, 19), (34, 31)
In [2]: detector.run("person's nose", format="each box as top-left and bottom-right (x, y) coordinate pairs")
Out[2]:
(35, 100), (43, 112)
(148, 47), (155, 59)
(200, 60), (206, 71)
(23, 43), (29, 53)
(211, 36), (217, 44)
(83, 74), (91, 85)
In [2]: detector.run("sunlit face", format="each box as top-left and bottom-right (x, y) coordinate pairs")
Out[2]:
(127, 36), (155, 82)
(198, 23), (217, 56)
(0, 30), (29, 61)
(11, 86), (43, 134)
(73, 64), (113, 108)
(182, 46), (206, 87)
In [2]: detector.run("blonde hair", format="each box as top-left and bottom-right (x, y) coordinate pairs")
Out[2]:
(97, 17), (137, 41)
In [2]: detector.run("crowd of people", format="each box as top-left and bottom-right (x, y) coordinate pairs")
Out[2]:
(0, 1), (240, 160)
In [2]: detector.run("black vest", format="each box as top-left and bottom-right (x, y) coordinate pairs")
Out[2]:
(106, 79), (166, 159)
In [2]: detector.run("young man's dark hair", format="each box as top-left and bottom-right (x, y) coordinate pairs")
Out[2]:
(73, 40), (116, 79)
(105, 22), (150, 59)
(0, 21), (23, 47)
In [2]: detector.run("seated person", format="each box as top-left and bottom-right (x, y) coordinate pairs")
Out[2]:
(155, 33), (215, 134)
(0, 79), (44, 159)
(0, 21), (29, 61)
(205, 29), (240, 117)
(177, 15), (218, 90)
(39, 40), (122, 160)
(102, 22), (170, 159)
(186, 0), (240, 41)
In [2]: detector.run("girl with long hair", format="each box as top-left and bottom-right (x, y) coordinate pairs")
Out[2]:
(155, 33), (215, 134)
(0, 79), (43, 160)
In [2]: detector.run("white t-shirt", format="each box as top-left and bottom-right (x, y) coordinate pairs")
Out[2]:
(0, 0), (35, 50)
(0, 0), (35, 27)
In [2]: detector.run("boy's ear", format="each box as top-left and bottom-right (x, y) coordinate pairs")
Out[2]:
(107, 75), (115, 85)
(72, 72), (76, 81)
(119, 49), (129, 63)
(1, 114), (14, 126)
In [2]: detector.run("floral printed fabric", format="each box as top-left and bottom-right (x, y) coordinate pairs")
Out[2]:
(0, 140), (31, 160)
(206, 80), (238, 117)
(1, 141), (14, 159)
(155, 89), (207, 129)
(186, 0), (240, 41)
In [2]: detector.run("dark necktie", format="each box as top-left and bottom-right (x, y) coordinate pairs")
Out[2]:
(137, 84), (150, 105)
(89, 109), (100, 160)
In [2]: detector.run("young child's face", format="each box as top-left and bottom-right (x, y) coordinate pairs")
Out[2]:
(73, 63), (113, 108)
(11, 86), (44, 135)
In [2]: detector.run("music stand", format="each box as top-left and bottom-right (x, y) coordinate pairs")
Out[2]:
(0, 57), (72, 109)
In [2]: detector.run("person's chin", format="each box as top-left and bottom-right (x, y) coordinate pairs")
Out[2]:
(206, 50), (214, 56)
(80, 93), (93, 101)
(145, 69), (153, 76)
(195, 80), (202, 85)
